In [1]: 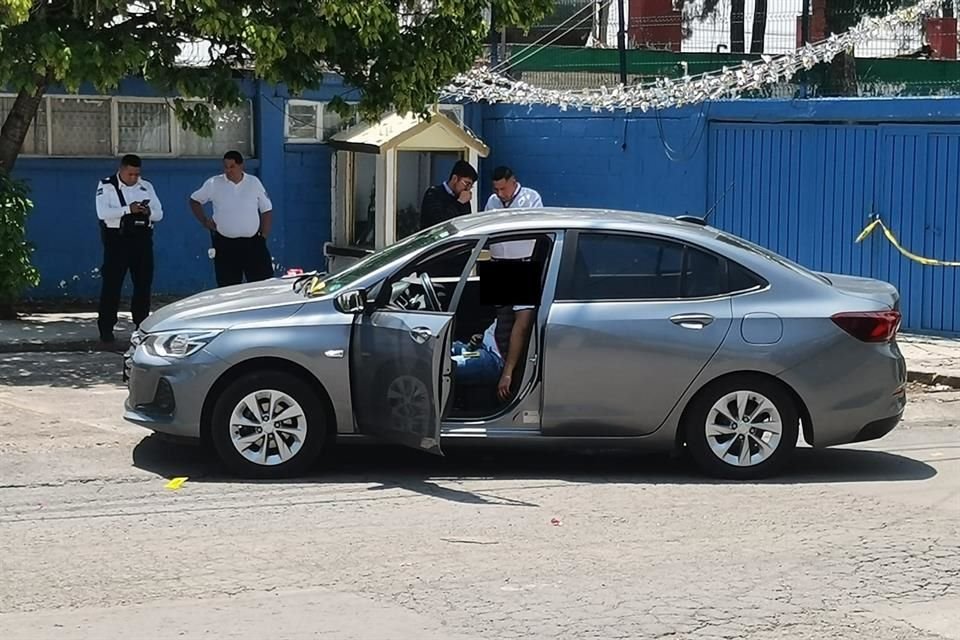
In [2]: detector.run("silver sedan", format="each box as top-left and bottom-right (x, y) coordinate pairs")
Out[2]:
(123, 209), (907, 479)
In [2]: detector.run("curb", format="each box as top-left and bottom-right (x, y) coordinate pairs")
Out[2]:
(907, 370), (960, 390)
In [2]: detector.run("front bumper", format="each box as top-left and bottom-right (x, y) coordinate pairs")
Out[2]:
(122, 341), (226, 439)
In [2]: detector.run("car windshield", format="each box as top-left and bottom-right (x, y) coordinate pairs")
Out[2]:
(714, 232), (830, 285)
(307, 223), (457, 296)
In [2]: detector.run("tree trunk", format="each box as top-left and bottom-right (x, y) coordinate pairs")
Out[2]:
(828, 49), (858, 96)
(749, 0), (767, 53)
(0, 83), (47, 175)
(730, 0), (746, 53)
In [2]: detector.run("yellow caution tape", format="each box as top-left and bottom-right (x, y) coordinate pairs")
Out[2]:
(165, 477), (188, 490)
(855, 218), (960, 267)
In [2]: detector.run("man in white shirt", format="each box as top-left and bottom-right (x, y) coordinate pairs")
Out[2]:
(483, 166), (542, 212)
(95, 154), (163, 344)
(189, 150), (274, 287)
(482, 166), (544, 399)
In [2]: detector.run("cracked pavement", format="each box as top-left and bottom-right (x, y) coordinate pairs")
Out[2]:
(0, 352), (958, 639)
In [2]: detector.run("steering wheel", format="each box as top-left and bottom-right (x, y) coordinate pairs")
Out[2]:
(419, 273), (441, 311)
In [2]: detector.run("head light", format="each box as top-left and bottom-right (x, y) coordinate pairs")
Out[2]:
(143, 330), (222, 358)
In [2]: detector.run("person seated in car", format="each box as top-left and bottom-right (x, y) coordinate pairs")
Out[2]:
(451, 303), (535, 401)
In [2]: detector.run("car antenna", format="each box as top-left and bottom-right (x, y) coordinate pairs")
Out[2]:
(703, 180), (735, 224)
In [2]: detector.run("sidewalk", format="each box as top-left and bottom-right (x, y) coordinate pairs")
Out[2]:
(0, 312), (958, 388)
(0, 312), (134, 353)
(897, 334), (960, 388)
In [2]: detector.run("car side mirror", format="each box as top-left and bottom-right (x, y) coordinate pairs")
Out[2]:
(335, 290), (366, 314)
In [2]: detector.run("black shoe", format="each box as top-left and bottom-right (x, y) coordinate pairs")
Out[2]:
(99, 334), (116, 344)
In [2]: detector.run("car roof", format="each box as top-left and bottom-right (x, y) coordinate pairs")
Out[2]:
(449, 207), (719, 239)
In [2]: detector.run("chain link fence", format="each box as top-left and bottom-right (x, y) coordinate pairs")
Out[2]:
(490, 0), (960, 96)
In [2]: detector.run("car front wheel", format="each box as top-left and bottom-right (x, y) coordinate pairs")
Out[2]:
(684, 376), (799, 480)
(210, 370), (327, 478)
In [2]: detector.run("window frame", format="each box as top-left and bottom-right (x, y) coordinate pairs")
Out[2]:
(555, 229), (768, 303)
(283, 99), (323, 143)
(0, 93), (254, 158)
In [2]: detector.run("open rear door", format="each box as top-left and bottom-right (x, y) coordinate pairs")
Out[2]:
(350, 310), (454, 453)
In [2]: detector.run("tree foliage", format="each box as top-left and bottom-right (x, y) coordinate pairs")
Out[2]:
(0, 0), (551, 306)
(0, 172), (38, 317)
(0, 0), (553, 171)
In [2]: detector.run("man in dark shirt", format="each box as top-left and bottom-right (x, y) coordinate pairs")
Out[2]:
(419, 160), (478, 230)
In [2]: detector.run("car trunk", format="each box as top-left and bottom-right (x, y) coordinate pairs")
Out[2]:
(818, 273), (900, 311)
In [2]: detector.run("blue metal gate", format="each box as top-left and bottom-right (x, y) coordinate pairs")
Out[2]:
(708, 122), (960, 334)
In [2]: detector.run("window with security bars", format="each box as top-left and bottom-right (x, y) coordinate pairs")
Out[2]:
(286, 102), (320, 141)
(179, 103), (253, 157)
(285, 100), (464, 142)
(118, 101), (172, 154)
(0, 94), (254, 158)
(50, 97), (111, 156)
(0, 97), (48, 155)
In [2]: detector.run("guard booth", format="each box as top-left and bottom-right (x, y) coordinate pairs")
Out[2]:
(324, 109), (490, 274)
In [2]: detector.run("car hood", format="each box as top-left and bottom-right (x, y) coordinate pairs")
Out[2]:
(141, 279), (307, 333)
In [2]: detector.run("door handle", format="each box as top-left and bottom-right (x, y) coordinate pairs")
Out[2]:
(670, 313), (715, 330)
(410, 326), (433, 344)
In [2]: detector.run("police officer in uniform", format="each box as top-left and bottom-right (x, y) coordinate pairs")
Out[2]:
(96, 154), (163, 344)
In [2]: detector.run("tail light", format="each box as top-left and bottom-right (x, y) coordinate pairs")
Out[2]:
(831, 311), (901, 343)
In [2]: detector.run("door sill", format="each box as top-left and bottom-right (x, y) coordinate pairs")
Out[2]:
(441, 425), (541, 439)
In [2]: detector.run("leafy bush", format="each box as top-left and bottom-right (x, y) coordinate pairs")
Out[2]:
(0, 172), (39, 318)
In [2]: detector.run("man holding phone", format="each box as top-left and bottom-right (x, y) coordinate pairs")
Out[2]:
(95, 154), (163, 345)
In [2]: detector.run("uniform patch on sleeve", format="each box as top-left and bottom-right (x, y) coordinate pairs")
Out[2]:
(97, 187), (104, 196)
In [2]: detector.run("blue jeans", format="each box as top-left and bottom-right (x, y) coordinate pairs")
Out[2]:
(451, 341), (503, 386)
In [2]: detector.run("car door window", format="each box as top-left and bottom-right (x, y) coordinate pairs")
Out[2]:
(559, 232), (763, 301)
(377, 241), (477, 313)
(561, 233), (684, 300)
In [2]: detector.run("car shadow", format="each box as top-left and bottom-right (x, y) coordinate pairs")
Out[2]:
(0, 352), (124, 389)
(131, 435), (938, 505)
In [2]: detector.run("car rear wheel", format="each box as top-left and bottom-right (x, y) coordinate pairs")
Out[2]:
(210, 370), (327, 478)
(684, 376), (799, 480)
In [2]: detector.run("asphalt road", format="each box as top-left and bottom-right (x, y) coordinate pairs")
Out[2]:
(0, 352), (958, 640)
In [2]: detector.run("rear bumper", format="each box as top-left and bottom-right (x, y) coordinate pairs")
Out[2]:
(850, 413), (903, 444)
(779, 338), (907, 448)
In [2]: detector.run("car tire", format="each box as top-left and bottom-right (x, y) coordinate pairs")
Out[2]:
(210, 370), (327, 479)
(684, 375), (799, 480)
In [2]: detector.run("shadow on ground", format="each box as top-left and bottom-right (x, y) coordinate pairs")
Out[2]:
(0, 352), (124, 389)
(131, 434), (938, 506)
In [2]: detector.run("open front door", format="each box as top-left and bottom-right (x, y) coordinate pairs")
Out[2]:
(350, 310), (454, 454)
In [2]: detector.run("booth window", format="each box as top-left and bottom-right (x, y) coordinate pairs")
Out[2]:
(395, 150), (463, 240)
(350, 153), (377, 248)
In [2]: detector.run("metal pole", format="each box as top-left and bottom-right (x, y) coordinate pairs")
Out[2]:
(489, 4), (499, 66)
(617, 0), (627, 85)
(800, 0), (811, 98)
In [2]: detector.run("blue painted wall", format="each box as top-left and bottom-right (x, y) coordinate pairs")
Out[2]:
(479, 99), (960, 334)
(13, 76), (350, 298)
(12, 78), (960, 333)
